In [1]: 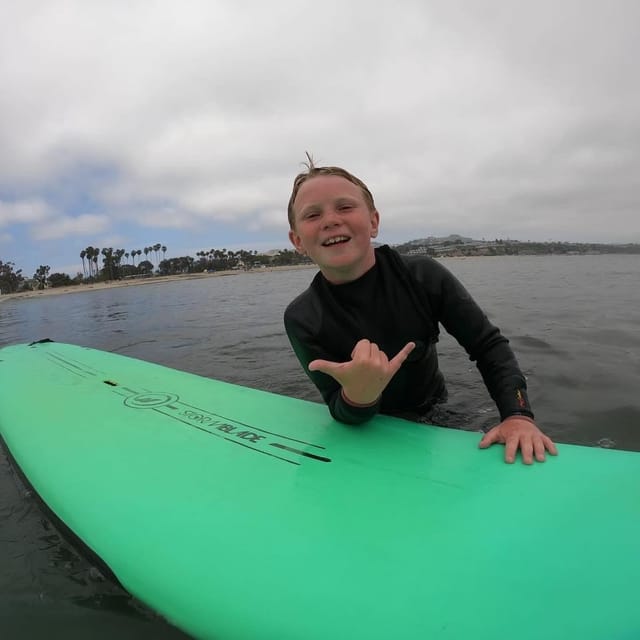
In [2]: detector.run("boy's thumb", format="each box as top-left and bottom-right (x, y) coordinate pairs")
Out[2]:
(308, 359), (338, 374)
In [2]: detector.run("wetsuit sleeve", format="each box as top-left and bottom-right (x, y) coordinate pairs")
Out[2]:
(419, 260), (534, 421)
(284, 306), (380, 425)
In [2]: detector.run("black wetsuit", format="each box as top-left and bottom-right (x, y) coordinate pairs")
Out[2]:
(284, 245), (534, 425)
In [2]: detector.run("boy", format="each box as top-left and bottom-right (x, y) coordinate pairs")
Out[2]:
(284, 159), (557, 465)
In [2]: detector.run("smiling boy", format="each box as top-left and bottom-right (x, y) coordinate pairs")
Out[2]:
(284, 158), (557, 464)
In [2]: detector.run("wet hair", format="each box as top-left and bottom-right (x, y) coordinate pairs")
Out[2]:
(287, 152), (376, 228)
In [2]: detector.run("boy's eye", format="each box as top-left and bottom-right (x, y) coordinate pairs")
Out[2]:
(338, 204), (353, 211)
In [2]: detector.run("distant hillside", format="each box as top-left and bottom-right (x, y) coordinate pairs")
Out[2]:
(393, 238), (640, 257)
(401, 235), (476, 246)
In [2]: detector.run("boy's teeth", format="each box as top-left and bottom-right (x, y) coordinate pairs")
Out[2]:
(324, 236), (348, 246)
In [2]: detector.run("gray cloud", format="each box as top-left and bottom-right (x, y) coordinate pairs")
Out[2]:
(1, 0), (638, 272)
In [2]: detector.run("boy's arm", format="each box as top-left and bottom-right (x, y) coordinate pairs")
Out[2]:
(423, 263), (557, 462)
(284, 313), (381, 424)
(429, 265), (535, 421)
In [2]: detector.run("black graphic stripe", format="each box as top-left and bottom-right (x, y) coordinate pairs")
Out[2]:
(270, 443), (331, 462)
(46, 352), (98, 377)
(109, 389), (133, 398)
(49, 349), (105, 374)
(176, 400), (326, 450)
(48, 358), (326, 466)
(44, 356), (91, 379)
(153, 407), (300, 465)
(222, 438), (300, 466)
(153, 407), (227, 439)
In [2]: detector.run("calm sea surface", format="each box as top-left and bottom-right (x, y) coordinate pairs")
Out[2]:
(1, 254), (639, 638)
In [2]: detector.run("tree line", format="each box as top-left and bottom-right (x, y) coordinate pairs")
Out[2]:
(79, 244), (167, 279)
(0, 244), (311, 294)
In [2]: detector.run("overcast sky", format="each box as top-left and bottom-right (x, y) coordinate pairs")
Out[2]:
(1, 0), (639, 276)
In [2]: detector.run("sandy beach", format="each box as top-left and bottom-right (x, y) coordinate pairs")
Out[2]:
(0, 264), (316, 303)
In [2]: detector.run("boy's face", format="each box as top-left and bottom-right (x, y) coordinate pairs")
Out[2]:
(289, 175), (380, 284)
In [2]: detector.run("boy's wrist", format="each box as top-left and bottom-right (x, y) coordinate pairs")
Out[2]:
(341, 388), (380, 408)
(503, 413), (536, 425)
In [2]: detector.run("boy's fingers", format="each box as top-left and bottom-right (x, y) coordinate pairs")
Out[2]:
(314, 341), (414, 380)
(308, 359), (341, 374)
(351, 339), (373, 359)
(543, 436), (559, 456)
(389, 342), (416, 371)
(478, 428), (498, 449)
(504, 436), (519, 464)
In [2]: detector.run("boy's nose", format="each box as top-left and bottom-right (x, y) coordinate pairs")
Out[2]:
(322, 209), (341, 228)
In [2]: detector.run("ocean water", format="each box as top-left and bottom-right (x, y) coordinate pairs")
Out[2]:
(1, 254), (639, 638)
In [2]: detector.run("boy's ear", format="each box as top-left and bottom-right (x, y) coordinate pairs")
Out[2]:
(289, 229), (306, 255)
(370, 210), (380, 238)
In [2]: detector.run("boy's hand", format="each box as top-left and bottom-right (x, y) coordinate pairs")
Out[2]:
(479, 416), (558, 464)
(309, 339), (415, 406)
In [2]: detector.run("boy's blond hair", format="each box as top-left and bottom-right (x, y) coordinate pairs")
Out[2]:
(287, 153), (376, 228)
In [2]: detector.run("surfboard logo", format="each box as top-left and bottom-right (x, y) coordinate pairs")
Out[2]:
(124, 392), (180, 409)
(120, 391), (331, 465)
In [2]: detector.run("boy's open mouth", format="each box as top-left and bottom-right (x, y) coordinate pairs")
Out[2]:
(322, 236), (350, 247)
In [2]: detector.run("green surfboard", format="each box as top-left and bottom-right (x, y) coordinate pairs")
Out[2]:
(1, 340), (639, 639)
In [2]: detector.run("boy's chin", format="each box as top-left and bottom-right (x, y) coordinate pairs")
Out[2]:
(318, 253), (356, 267)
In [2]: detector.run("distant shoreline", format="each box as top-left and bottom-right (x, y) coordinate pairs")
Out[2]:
(2, 250), (636, 303)
(0, 264), (316, 303)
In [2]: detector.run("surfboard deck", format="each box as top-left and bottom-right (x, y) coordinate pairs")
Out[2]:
(1, 340), (638, 639)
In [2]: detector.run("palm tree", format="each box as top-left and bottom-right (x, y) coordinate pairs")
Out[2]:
(80, 250), (87, 279)
(85, 246), (97, 278)
(115, 249), (125, 278)
(101, 247), (115, 280)
(92, 247), (100, 278)
(161, 245), (167, 261)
